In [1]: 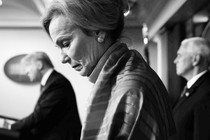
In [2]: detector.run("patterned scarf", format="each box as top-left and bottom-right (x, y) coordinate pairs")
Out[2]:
(80, 42), (175, 140)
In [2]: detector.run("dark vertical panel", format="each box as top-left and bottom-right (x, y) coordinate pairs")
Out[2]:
(167, 23), (187, 106)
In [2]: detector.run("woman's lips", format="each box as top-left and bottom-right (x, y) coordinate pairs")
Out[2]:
(72, 64), (82, 71)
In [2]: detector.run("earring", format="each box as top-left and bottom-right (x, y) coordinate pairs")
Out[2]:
(97, 37), (104, 43)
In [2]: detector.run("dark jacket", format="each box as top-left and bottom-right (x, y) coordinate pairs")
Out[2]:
(170, 71), (210, 140)
(11, 70), (81, 140)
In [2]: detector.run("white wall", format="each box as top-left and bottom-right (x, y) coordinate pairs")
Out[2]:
(0, 28), (93, 122)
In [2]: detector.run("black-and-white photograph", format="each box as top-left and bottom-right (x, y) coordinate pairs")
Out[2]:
(0, 0), (210, 140)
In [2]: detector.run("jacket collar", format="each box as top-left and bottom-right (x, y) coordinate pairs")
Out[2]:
(187, 70), (210, 94)
(41, 68), (54, 86)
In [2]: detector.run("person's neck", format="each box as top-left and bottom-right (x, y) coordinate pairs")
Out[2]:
(184, 67), (208, 81)
(101, 38), (113, 54)
(41, 67), (50, 76)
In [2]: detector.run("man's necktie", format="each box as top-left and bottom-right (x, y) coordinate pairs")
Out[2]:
(173, 85), (190, 113)
(180, 86), (189, 98)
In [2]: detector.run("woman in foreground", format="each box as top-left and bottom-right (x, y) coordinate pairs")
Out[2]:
(42, 0), (175, 139)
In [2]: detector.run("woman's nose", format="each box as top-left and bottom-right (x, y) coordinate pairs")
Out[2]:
(60, 50), (70, 64)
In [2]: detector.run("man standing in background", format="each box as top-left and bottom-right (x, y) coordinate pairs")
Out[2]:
(11, 51), (81, 140)
(171, 37), (210, 140)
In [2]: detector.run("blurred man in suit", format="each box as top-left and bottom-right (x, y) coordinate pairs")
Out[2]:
(11, 51), (81, 140)
(171, 37), (210, 140)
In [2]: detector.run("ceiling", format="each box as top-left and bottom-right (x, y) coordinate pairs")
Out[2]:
(0, 0), (42, 27)
(0, 0), (161, 28)
(0, 0), (210, 38)
(166, 0), (210, 26)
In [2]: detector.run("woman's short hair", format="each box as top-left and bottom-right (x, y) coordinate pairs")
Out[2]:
(42, 0), (129, 43)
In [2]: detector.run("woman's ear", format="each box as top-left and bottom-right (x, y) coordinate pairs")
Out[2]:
(95, 31), (106, 43)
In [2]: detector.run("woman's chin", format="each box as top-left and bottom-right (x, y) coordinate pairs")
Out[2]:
(79, 69), (91, 77)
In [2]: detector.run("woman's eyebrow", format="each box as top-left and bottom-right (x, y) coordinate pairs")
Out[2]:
(55, 34), (71, 45)
(56, 35), (65, 45)
(55, 24), (76, 45)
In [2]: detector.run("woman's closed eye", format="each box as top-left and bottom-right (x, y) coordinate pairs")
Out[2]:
(62, 40), (70, 48)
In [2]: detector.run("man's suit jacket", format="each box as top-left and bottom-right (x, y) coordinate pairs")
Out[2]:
(170, 71), (210, 140)
(11, 70), (81, 140)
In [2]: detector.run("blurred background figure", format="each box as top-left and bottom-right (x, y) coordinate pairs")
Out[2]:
(171, 37), (210, 140)
(42, 0), (175, 140)
(11, 51), (81, 140)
